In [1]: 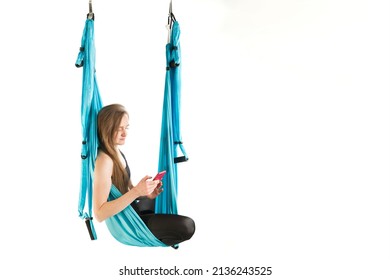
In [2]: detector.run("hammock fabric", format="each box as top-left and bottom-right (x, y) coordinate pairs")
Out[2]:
(75, 18), (102, 241)
(76, 14), (186, 247)
(155, 18), (188, 214)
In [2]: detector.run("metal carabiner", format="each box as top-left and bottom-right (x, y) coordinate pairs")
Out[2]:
(87, 0), (94, 20)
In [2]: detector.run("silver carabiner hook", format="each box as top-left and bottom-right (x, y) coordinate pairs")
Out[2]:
(87, 0), (94, 20)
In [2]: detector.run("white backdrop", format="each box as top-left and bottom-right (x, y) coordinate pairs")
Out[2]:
(0, 0), (389, 279)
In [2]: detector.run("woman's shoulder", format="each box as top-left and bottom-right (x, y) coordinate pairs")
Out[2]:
(96, 150), (113, 167)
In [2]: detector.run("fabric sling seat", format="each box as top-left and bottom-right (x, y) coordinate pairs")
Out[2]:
(106, 186), (166, 247)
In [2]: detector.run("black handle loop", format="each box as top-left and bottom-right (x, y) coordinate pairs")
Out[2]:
(173, 141), (188, 163)
(85, 217), (96, 240)
(174, 156), (188, 163)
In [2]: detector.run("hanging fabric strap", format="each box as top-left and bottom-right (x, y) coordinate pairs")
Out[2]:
(155, 14), (187, 216)
(76, 16), (102, 241)
(168, 20), (188, 164)
(165, 2), (187, 164)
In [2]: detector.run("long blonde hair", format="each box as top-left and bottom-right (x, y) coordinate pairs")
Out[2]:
(97, 104), (130, 194)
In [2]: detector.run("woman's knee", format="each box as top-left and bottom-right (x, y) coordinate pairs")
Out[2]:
(180, 215), (196, 239)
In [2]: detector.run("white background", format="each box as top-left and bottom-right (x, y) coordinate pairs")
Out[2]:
(0, 0), (389, 279)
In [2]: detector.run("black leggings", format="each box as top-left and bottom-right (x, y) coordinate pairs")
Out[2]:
(140, 213), (195, 246)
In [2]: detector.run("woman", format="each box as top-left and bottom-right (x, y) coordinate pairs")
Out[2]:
(93, 104), (195, 246)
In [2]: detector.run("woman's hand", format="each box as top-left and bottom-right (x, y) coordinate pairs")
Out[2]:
(133, 175), (160, 197)
(146, 181), (163, 199)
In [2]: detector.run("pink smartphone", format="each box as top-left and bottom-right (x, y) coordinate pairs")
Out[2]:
(153, 170), (166, 181)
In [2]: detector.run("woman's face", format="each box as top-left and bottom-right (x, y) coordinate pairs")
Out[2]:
(114, 114), (129, 146)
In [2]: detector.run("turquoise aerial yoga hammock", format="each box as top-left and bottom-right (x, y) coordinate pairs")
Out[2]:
(76, 2), (186, 247)
(155, 5), (188, 215)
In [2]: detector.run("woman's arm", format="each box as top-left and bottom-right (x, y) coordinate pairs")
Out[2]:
(92, 152), (158, 222)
